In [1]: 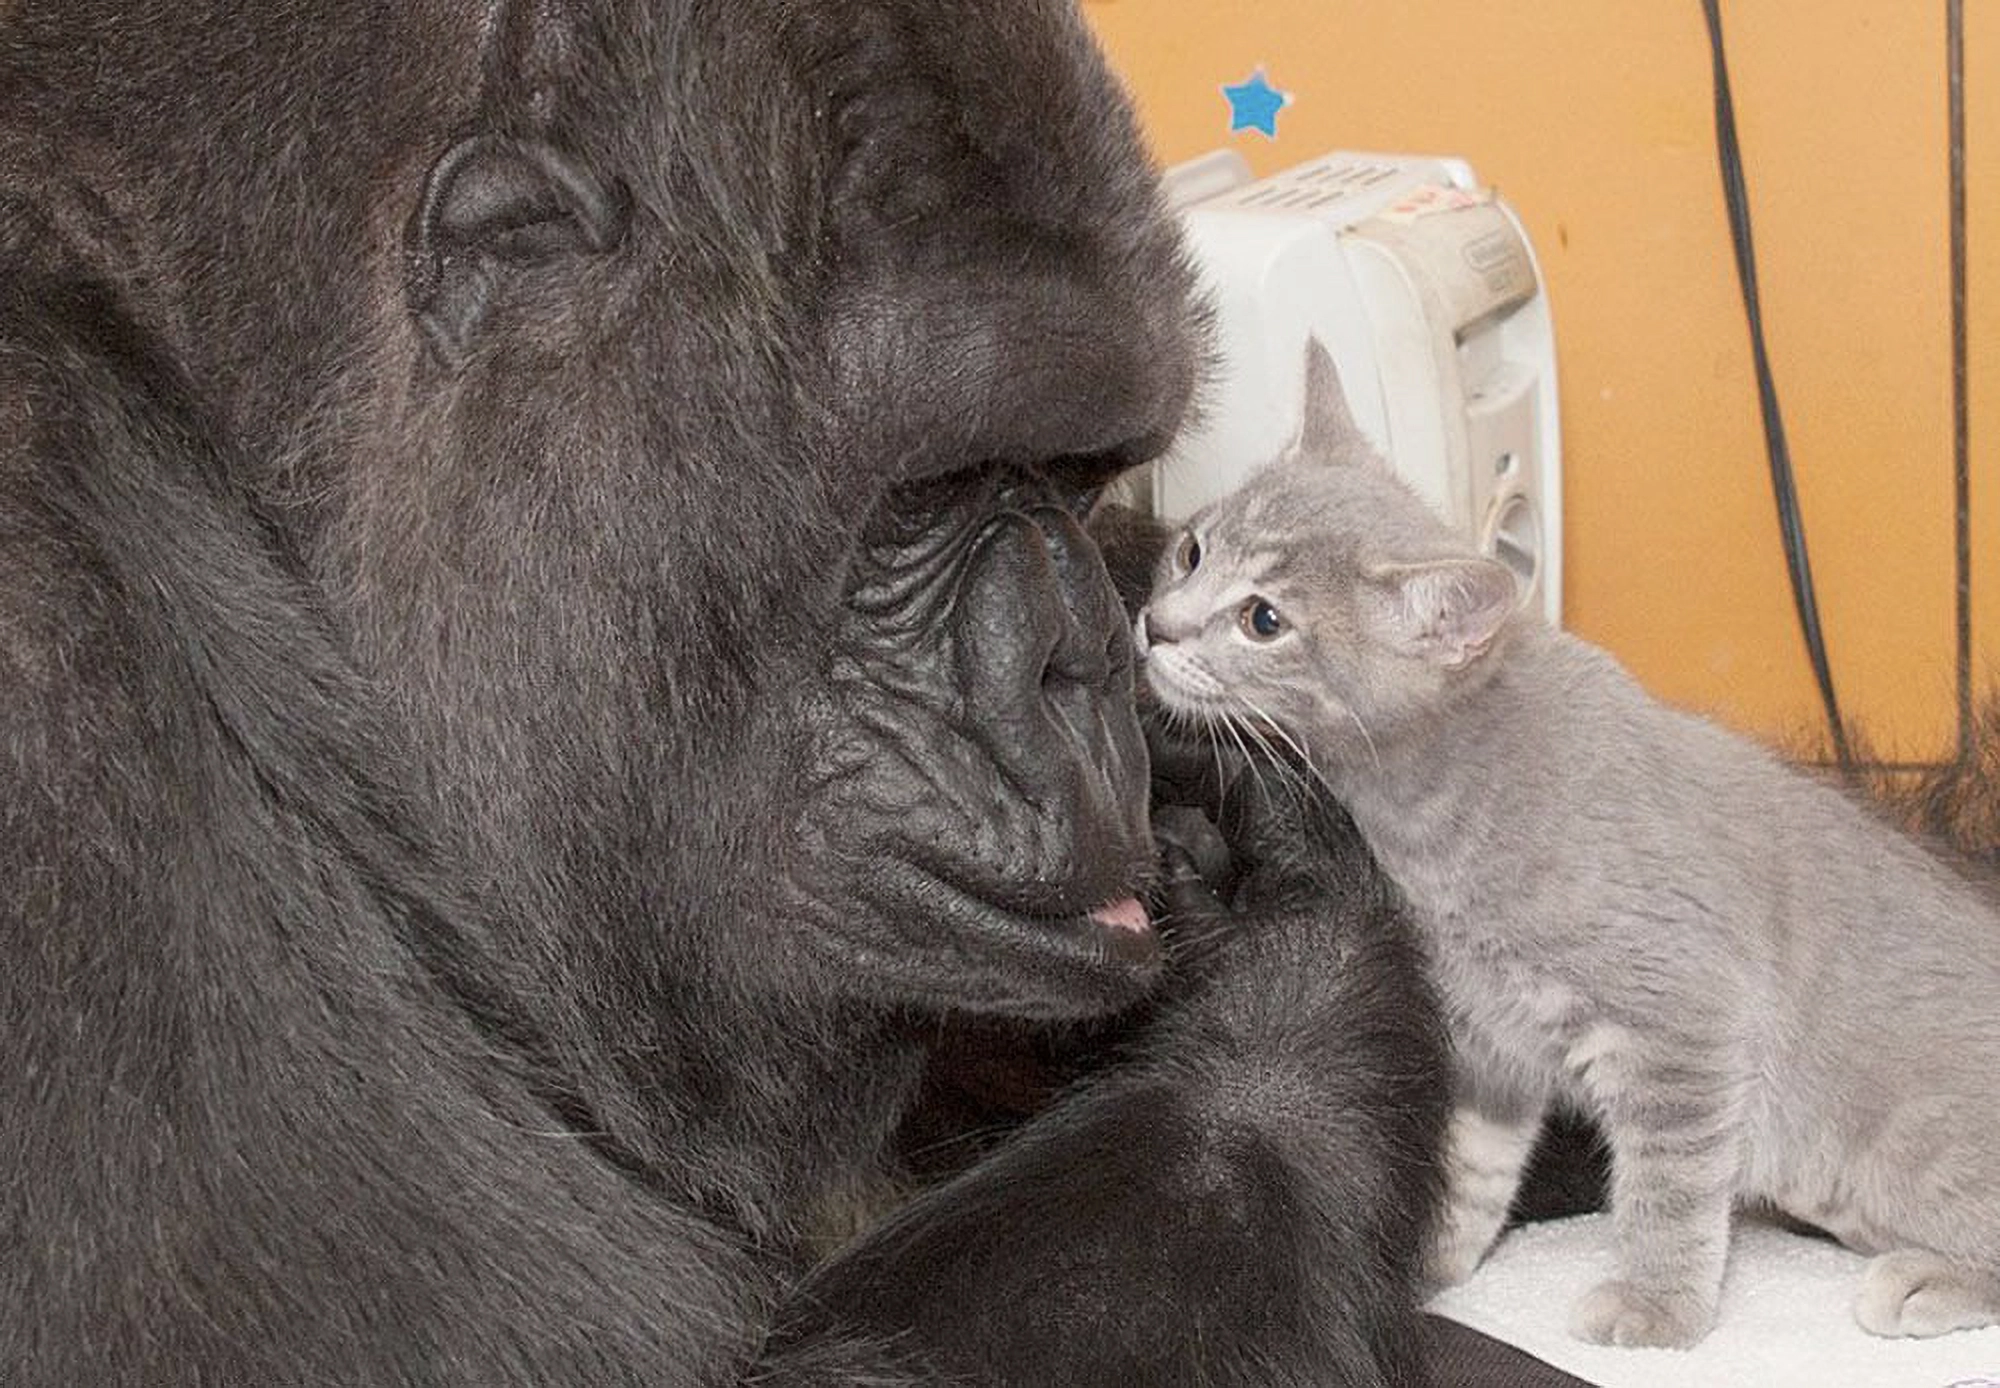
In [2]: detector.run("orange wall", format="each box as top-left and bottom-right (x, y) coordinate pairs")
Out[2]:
(1085, 0), (1998, 762)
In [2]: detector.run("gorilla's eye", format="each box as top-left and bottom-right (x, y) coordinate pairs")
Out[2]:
(1176, 531), (1201, 574)
(1239, 598), (1284, 641)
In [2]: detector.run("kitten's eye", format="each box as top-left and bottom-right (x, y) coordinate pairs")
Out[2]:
(1176, 531), (1201, 573)
(1239, 598), (1284, 641)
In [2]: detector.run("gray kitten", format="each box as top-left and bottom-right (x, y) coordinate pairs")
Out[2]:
(1138, 341), (2000, 1349)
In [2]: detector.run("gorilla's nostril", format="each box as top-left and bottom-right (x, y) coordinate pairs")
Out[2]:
(1106, 623), (1133, 674)
(1042, 631), (1111, 691)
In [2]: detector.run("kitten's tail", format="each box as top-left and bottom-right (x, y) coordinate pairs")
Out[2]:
(1826, 690), (2000, 868)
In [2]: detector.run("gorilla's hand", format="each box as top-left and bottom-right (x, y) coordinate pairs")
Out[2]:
(1147, 802), (1239, 979)
(1153, 803), (1232, 893)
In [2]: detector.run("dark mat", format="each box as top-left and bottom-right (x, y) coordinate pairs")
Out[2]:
(1422, 1314), (1597, 1388)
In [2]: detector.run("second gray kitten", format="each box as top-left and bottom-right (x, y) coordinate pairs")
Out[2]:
(1138, 341), (2000, 1349)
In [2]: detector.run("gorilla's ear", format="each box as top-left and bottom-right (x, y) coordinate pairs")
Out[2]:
(406, 135), (629, 365)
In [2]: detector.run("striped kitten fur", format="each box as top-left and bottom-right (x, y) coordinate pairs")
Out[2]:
(1137, 341), (2000, 1349)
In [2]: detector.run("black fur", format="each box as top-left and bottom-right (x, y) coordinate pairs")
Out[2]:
(2, 4), (1445, 1384)
(782, 768), (1452, 1388)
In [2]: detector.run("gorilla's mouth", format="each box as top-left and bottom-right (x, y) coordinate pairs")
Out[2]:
(1087, 895), (1151, 934)
(963, 872), (1159, 967)
(1046, 893), (1159, 968)
(881, 857), (1164, 981)
(1078, 896), (1163, 970)
(1019, 908), (1159, 977)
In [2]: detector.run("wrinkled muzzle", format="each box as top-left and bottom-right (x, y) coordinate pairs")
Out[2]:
(814, 470), (1161, 1017)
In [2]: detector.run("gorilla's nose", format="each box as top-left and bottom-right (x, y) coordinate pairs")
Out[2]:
(1031, 506), (1132, 696)
(1041, 588), (1118, 695)
(957, 504), (1146, 804)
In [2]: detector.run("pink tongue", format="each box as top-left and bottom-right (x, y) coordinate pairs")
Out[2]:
(1088, 895), (1151, 933)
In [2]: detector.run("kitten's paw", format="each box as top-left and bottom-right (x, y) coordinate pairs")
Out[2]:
(1856, 1249), (2000, 1337)
(1567, 1279), (1715, 1348)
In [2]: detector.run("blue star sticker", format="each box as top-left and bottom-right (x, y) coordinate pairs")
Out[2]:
(1222, 69), (1288, 138)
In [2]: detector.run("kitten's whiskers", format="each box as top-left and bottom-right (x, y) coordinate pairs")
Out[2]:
(1234, 695), (1333, 806)
(1218, 700), (1314, 813)
(1344, 704), (1382, 774)
(1238, 693), (1312, 766)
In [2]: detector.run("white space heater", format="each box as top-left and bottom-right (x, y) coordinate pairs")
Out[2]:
(1146, 150), (1563, 624)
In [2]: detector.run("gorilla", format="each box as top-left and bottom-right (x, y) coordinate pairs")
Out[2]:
(1, 2), (1461, 1384)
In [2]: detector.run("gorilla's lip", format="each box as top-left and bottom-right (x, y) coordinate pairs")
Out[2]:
(888, 861), (1163, 972)
(1025, 895), (1160, 968)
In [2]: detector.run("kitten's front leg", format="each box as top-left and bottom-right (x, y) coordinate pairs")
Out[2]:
(1568, 1033), (1745, 1349)
(1430, 1084), (1546, 1286)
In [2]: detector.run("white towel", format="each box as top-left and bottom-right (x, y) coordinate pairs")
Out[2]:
(1428, 1213), (2000, 1388)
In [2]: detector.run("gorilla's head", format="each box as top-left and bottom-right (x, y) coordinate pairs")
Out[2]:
(90, 0), (1203, 1024)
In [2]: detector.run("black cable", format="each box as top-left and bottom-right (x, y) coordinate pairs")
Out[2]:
(1699, 0), (1854, 768)
(1948, 0), (1972, 769)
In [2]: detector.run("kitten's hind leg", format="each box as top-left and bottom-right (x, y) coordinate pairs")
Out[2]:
(1856, 1250), (2000, 1337)
(1430, 1095), (1544, 1286)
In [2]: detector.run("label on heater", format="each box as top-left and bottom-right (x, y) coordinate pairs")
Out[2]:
(1376, 182), (1488, 223)
(1353, 200), (1536, 324)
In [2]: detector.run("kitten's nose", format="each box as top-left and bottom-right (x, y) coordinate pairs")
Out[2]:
(1136, 604), (1189, 651)
(1135, 607), (1172, 655)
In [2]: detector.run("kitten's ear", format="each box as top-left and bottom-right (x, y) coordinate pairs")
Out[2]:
(1295, 337), (1364, 462)
(1363, 557), (1519, 669)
